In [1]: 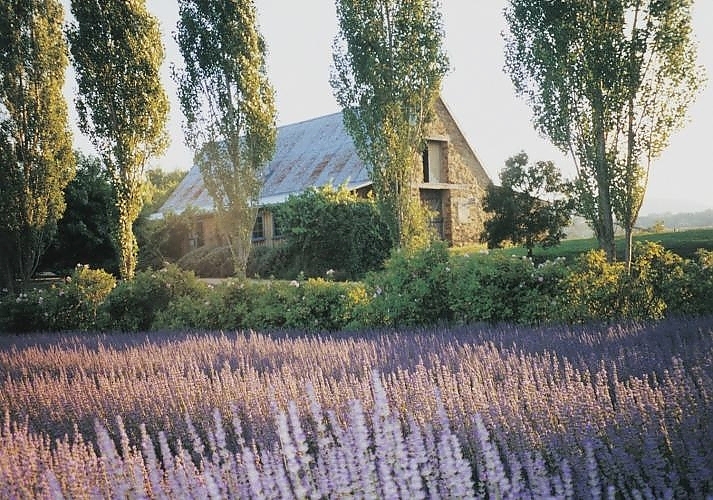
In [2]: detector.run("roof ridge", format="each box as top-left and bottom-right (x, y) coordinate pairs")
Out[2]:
(277, 109), (344, 130)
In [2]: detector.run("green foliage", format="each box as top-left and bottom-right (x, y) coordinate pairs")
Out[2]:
(67, 0), (169, 280)
(49, 265), (117, 331)
(360, 241), (451, 327)
(136, 208), (201, 272)
(274, 185), (392, 279)
(557, 242), (696, 323)
(154, 278), (366, 332)
(449, 253), (567, 325)
(0, 265), (115, 333)
(99, 265), (208, 331)
(176, 245), (234, 278)
(246, 245), (292, 279)
(42, 152), (119, 275)
(504, 0), (705, 265)
(0, 0), (75, 291)
(174, 0), (276, 278)
(331, 0), (449, 247)
(481, 152), (572, 257)
(0, 287), (49, 334)
(141, 168), (188, 215)
(284, 278), (366, 331)
(4, 236), (713, 334)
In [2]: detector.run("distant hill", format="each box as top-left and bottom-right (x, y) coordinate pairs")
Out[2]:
(637, 209), (713, 231)
(563, 210), (713, 241)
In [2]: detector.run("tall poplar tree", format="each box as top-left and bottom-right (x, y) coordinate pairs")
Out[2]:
(331, 0), (449, 248)
(173, 0), (276, 278)
(0, 0), (74, 291)
(67, 0), (169, 280)
(504, 0), (704, 267)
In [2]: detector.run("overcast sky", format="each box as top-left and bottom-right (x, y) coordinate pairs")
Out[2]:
(64, 1), (713, 215)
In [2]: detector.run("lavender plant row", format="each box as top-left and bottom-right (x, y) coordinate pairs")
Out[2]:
(1, 317), (712, 497)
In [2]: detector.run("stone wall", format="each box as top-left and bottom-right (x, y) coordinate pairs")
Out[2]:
(425, 98), (491, 246)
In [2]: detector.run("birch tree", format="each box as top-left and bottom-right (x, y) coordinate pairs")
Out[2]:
(0, 0), (74, 291)
(174, 0), (276, 278)
(331, 0), (449, 248)
(504, 0), (704, 268)
(67, 0), (169, 280)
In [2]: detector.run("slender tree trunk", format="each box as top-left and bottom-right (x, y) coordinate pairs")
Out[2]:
(624, 227), (634, 274)
(593, 111), (616, 262)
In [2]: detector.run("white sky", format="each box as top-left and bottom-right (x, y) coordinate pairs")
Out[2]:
(64, 1), (713, 215)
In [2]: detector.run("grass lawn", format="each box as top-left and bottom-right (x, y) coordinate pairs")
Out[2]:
(453, 227), (713, 263)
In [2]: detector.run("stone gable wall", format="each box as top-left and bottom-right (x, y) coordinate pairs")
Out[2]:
(425, 99), (491, 246)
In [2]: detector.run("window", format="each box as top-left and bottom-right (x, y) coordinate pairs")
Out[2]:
(189, 221), (204, 249)
(252, 214), (264, 240)
(272, 214), (284, 239)
(422, 141), (443, 183)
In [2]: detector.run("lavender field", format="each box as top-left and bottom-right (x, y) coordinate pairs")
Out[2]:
(1, 318), (713, 498)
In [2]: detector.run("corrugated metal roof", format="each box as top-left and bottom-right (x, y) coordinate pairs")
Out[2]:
(156, 111), (370, 216)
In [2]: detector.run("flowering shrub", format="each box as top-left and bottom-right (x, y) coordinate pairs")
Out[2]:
(0, 287), (48, 333)
(98, 264), (208, 331)
(50, 265), (116, 331)
(0, 265), (116, 333)
(558, 242), (713, 323)
(361, 241), (451, 327)
(284, 278), (367, 331)
(448, 253), (567, 325)
(2, 241), (712, 334)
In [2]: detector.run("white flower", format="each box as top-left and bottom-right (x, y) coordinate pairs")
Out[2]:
(326, 269), (335, 276)
(290, 280), (300, 288)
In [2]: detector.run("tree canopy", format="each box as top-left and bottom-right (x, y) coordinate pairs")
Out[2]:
(481, 152), (572, 257)
(331, 0), (449, 248)
(41, 152), (119, 275)
(0, 0), (75, 290)
(174, 0), (276, 278)
(504, 0), (704, 267)
(67, 0), (169, 280)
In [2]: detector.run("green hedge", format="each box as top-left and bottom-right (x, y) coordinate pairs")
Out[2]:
(2, 242), (712, 334)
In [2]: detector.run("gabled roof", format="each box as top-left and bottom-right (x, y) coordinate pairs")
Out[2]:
(156, 111), (370, 216)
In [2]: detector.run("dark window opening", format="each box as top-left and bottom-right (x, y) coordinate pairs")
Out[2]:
(422, 147), (430, 182)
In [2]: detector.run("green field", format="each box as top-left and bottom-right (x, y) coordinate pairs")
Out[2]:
(453, 227), (713, 263)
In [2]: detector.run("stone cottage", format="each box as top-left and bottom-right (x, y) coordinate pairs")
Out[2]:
(155, 96), (492, 253)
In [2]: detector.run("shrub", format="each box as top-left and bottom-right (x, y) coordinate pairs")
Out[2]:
(0, 266), (116, 333)
(153, 276), (370, 332)
(99, 265), (208, 331)
(49, 265), (116, 331)
(0, 287), (49, 333)
(557, 243), (679, 323)
(274, 185), (392, 279)
(246, 244), (292, 279)
(448, 252), (567, 325)
(284, 278), (367, 331)
(360, 241), (451, 327)
(177, 245), (233, 278)
(653, 247), (713, 317)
